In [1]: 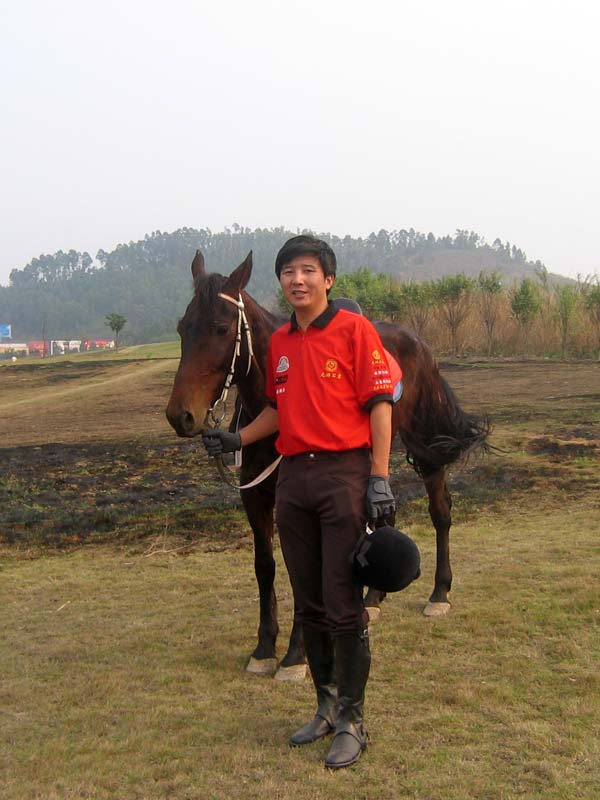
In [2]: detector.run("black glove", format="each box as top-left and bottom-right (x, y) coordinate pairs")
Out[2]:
(366, 475), (395, 526)
(202, 430), (242, 457)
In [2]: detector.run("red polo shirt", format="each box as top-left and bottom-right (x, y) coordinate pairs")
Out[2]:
(266, 305), (396, 456)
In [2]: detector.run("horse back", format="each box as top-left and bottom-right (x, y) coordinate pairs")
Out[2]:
(374, 321), (440, 413)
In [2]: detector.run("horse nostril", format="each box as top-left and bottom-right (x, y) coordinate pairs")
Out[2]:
(182, 411), (195, 433)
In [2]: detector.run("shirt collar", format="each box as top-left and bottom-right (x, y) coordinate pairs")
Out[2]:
(289, 302), (338, 333)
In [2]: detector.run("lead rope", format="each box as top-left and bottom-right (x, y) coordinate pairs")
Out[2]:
(216, 451), (282, 490)
(208, 292), (281, 490)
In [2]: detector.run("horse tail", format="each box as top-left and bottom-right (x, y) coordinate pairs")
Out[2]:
(399, 371), (490, 478)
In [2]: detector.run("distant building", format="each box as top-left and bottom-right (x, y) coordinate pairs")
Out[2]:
(0, 342), (28, 356)
(82, 339), (115, 350)
(24, 339), (114, 356)
(50, 339), (82, 355)
(28, 340), (50, 356)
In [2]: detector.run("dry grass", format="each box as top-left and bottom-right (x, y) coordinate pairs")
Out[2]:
(1, 511), (598, 800)
(1, 355), (599, 799)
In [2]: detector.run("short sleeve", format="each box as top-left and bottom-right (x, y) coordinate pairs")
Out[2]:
(352, 317), (394, 409)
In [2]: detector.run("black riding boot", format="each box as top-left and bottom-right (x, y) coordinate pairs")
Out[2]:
(289, 627), (338, 746)
(324, 631), (371, 769)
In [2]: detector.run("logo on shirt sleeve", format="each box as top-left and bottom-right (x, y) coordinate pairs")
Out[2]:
(372, 349), (382, 362)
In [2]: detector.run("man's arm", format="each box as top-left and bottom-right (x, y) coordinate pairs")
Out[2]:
(369, 400), (392, 477)
(367, 400), (395, 525)
(239, 405), (279, 446)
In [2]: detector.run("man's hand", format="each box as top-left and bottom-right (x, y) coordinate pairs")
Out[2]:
(202, 430), (242, 457)
(366, 475), (395, 526)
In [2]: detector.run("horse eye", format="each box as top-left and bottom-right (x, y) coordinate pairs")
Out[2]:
(215, 324), (230, 336)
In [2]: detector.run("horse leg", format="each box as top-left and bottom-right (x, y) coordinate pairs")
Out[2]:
(363, 513), (393, 624)
(364, 588), (386, 625)
(242, 490), (279, 674)
(423, 468), (453, 617)
(274, 607), (307, 683)
(242, 490), (307, 681)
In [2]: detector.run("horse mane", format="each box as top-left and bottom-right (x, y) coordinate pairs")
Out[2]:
(192, 273), (227, 307)
(191, 272), (285, 333)
(252, 301), (286, 333)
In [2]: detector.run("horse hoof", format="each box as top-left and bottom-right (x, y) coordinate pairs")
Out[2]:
(366, 606), (381, 626)
(246, 656), (278, 675)
(274, 663), (307, 683)
(423, 601), (451, 617)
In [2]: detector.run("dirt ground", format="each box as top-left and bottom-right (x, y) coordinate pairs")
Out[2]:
(1, 357), (599, 548)
(0, 358), (176, 447)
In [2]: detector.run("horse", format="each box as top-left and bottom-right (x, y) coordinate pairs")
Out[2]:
(166, 250), (489, 681)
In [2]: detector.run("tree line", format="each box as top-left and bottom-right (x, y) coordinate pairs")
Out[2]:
(0, 225), (578, 349)
(300, 267), (600, 359)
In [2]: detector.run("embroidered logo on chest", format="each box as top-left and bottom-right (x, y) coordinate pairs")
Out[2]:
(321, 358), (342, 380)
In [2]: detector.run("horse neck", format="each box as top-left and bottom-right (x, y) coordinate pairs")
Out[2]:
(235, 293), (281, 419)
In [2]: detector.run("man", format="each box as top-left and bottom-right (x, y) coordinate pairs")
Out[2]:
(203, 235), (396, 769)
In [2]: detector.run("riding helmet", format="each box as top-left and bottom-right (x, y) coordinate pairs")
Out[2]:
(351, 526), (421, 592)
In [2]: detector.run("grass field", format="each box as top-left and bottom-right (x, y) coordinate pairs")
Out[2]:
(1, 350), (599, 799)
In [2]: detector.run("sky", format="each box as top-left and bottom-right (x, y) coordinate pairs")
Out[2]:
(1, 0), (599, 286)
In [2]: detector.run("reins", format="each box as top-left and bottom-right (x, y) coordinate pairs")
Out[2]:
(207, 292), (281, 490)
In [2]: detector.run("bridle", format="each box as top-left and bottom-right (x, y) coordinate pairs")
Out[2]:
(206, 291), (281, 489)
(207, 292), (254, 427)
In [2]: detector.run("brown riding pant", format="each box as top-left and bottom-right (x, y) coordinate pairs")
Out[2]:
(275, 448), (370, 635)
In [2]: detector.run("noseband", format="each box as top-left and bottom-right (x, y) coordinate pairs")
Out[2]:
(208, 292), (254, 427)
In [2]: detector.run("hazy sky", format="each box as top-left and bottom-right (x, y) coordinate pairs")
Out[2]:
(2, 0), (599, 286)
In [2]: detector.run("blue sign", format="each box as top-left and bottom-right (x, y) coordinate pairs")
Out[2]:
(0, 324), (11, 339)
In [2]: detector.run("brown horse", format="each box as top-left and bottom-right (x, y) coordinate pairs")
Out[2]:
(166, 251), (489, 680)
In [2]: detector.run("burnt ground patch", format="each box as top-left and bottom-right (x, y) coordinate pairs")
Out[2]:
(526, 437), (598, 460)
(1, 437), (553, 551)
(1, 433), (561, 551)
(1, 438), (247, 549)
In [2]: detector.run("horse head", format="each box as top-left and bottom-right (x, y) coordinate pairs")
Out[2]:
(166, 250), (253, 437)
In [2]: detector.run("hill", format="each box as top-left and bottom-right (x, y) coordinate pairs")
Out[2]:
(0, 225), (558, 343)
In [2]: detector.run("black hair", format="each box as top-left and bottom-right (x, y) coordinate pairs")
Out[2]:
(274, 235), (337, 279)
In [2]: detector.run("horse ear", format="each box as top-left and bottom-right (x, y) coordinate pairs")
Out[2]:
(224, 251), (253, 294)
(191, 250), (205, 280)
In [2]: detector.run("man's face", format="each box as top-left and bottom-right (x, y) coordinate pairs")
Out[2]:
(279, 255), (334, 315)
